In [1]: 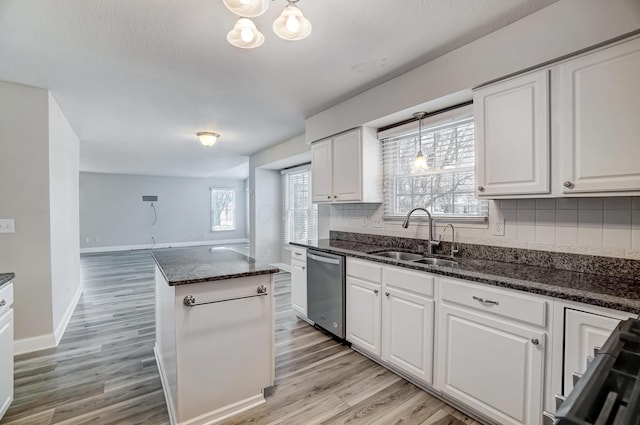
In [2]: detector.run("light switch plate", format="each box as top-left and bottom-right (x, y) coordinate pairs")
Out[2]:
(0, 219), (15, 234)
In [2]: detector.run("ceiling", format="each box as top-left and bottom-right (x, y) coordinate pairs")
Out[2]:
(0, 0), (557, 179)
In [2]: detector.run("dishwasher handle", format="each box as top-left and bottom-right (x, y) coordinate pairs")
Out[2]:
(308, 252), (341, 265)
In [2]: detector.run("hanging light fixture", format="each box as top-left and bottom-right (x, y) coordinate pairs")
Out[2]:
(273, 0), (312, 41)
(222, 0), (269, 18)
(227, 18), (265, 49)
(196, 132), (220, 147)
(412, 112), (428, 172)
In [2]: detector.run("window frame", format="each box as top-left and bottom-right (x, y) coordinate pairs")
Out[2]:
(210, 188), (236, 232)
(282, 164), (318, 245)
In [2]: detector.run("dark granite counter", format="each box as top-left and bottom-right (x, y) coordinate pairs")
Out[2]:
(292, 239), (640, 314)
(152, 246), (279, 286)
(0, 273), (14, 288)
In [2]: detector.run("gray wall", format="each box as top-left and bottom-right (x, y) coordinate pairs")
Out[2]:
(79, 172), (248, 250)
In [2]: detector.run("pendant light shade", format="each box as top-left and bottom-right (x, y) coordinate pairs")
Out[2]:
(273, 1), (312, 41)
(222, 0), (269, 18)
(196, 132), (220, 147)
(412, 112), (429, 172)
(227, 18), (265, 49)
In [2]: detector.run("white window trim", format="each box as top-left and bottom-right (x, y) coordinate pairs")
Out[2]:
(281, 164), (318, 245)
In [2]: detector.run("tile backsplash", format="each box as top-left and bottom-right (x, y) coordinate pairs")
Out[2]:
(329, 197), (640, 260)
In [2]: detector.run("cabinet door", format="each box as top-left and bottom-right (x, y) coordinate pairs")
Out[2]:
(346, 276), (381, 356)
(382, 287), (434, 384)
(332, 129), (362, 202)
(0, 309), (13, 419)
(311, 138), (333, 202)
(437, 304), (544, 425)
(291, 259), (307, 318)
(563, 309), (620, 395)
(474, 70), (550, 196)
(560, 38), (640, 194)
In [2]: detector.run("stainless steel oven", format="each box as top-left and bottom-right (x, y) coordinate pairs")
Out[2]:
(306, 250), (345, 339)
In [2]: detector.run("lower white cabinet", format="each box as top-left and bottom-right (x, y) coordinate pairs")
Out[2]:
(346, 275), (382, 356)
(290, 246), (308, 319)
(0, 282), (14, 420)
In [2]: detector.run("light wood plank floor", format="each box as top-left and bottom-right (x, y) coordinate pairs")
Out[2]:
(2, 250), (482, 425)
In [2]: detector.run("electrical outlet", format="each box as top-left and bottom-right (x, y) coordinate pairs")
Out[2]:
(0, 219), (15, 234)
(492, 215), (505, 236)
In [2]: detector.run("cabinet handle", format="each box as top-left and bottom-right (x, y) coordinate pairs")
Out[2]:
(555, 394), (566, 410)
(572, 372), (582, 385)
(542, 411), (556, 425)
(373, 289), (379, 294)
(477, 186), (485, 192)
(0, 299), (5, 307)
(531, 338), (539, 345)
(294, 252), (302, 256)
(563, 181), (573, 188)
(472, 295), (499, 306)
(385, 291), (390, 297)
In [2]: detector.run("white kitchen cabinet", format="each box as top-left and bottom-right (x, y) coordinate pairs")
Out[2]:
(311, 127), (382, 203)
(290, 246), (308, 320)
(474, 69), (550, 197)
(558, 37), (640, 195)
(0, 282), (14, 420)
(437, 277), (547, 425)
(346, 275), (382, 356)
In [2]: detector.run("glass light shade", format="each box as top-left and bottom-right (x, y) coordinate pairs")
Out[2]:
(222, 0), (269, 18)
(273, 2), (312, 41)
(412, 151), (428, 172)
(196, 132), (220, 147)
(227, 18), (265, 49)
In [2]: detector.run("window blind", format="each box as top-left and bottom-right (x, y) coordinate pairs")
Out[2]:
(282, 166), (318, 245)
(381, 114), (487, 218)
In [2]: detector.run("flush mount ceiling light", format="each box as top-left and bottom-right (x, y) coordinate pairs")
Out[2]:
(196, 132), (220, 147)
(222, 0), (269, 18)
(412, 112), (429, 172)
(227, 18), (265, 49)
(273, 0), (312, 41)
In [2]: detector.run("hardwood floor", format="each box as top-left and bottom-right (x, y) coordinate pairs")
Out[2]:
(2, 250), (481, 425)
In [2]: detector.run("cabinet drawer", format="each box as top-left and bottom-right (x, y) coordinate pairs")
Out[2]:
(290, 246), (307, 263)
(347, 258), (382, 283)
(0, 282), (13, 316)
(439, 278), (547, 328)
(384, 266), (434, 298)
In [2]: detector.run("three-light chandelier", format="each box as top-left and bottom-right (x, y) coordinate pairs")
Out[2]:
(224, 0), (312, 49)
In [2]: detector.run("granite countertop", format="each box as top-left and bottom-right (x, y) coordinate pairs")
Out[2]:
(292, 239), (640, 314)
(152, 246), (279, 286)
(0, 273), (15, 288)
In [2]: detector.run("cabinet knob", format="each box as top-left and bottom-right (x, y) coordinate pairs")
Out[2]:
(477, 186), (485, 192)
(327, 195), (331, 199)
(334, 195), (338, 199)
(564, 181), (573, 188)
(531, 338), (539, 345)
(0, 299), (5, 307)
(385, 292), (390, 297)
(373, 289), (379, 294)
(257, 285), (267, 294)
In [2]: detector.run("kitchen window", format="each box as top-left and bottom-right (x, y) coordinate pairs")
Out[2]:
(282, 165), (317, 244)
(211, 189), (235, 231)
(380, 105), (487, 220)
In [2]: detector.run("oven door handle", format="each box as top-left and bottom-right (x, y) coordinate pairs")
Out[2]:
(308, 253), (341, 265)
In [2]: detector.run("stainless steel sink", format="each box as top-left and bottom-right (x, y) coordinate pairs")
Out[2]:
(371, 251), (424, 261)
(412, 257), (458, 267)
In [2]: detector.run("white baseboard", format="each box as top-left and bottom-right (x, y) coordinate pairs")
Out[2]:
(155, 343), (178, 425)
(81, 238), (249, 254)
(14, 333), (56, 356)
(54, 283), (83, 345)
(180, 394), (265, 425)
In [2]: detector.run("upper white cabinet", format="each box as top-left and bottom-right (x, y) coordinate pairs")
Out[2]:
(474, 69), (550, 197)
(311, 127), (382, 203)
(558, 37), (640, 194)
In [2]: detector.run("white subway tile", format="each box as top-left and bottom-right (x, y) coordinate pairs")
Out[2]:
(603, 210), (632, 229)
(603, 228), (631, 249)
(556, 210), (578, 227)
(578, 226), (603, 247)
(557, 244), (588, 255)
(517, 199), (535, 210)
(535, 199), (556, 210)
(633, 197), (640, 210)
(626, 249), (640, 260)
(579, 198), (604, 210)
(556, 198), (578, 210)
(536, 210), (555, 226)
(578, 210), (603, 228)
(528, 242), (556, 251)
(517, 210), (535, 226)
(588, 247), (626, 258)
(633, 229), (640, 249)
(536, 225), (556, 244)
(604, 197), (632, 210)
(517, 224), (535, 242)
(633, 211), (640, 229)
(500, 200), (517, 210)
(556, 227), (578, 245)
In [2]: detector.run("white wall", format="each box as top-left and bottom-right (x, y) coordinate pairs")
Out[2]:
(306, 0), (640, 142)
(48, 92), (81, 340)
(79, 172), (248, 251)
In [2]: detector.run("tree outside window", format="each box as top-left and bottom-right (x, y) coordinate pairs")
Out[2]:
(211, 189), (235, 231)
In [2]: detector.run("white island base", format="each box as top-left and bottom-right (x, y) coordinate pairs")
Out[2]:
(154, 265), (275, 425)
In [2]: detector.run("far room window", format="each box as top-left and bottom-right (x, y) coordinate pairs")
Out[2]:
(282, 165), (317, 244)
(211, 189), (235, 231)
(380, 105), (488, 219)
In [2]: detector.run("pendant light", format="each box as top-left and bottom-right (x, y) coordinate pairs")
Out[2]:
(222, 0), (269, 18)
(273, 0), (312, 41)
(227, 18), (265, 49)
(412, 112), (428, 172)
(196, 132), (220, 147)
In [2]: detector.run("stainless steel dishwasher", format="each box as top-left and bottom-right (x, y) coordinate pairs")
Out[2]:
(306, 250), (345, 339)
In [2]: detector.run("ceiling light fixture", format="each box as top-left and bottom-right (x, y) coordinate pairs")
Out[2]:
(412, 112), (429, 172)
(196, 132), (220, 147)
(222, 0), (269, 18)
(273, 0), (312, 41)
(227, 18), (265, 49)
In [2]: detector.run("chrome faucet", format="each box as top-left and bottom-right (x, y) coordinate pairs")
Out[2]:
(441, 223), (459, 258)
(402, 207), (440, 254)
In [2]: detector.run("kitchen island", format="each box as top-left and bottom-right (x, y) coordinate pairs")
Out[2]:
(152, 246), (279, 425)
